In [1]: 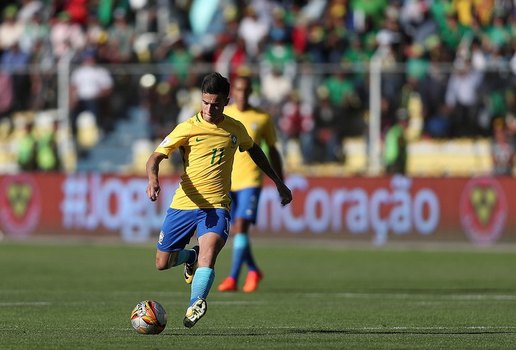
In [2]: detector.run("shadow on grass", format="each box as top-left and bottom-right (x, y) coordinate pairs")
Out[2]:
(166, 327), (516, 336)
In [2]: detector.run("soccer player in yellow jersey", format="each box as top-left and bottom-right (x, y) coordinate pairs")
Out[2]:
(218, 74), (284, 293)
(146, 72), (292, 328)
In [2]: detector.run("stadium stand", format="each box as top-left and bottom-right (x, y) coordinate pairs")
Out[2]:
(0, 0), (514, 176)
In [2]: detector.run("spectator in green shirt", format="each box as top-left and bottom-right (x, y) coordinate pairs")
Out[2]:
(384, 108), (408, 175)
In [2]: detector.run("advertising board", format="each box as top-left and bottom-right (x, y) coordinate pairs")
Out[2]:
(1, 174), (514, 245)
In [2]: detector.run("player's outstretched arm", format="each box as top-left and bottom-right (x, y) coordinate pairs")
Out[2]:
(268, 144), (284, 181)
(146, 152), (168, 201)
(247, 143), (292, 206)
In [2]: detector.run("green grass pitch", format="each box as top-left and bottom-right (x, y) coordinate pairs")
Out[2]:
(1, 239), (515, 349)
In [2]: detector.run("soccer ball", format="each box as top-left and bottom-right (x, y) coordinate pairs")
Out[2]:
(130, 300), (167, 334)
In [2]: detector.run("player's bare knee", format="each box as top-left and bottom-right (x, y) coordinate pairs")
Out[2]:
(155, 251), (178, 270)
(155, 257), (168, 270)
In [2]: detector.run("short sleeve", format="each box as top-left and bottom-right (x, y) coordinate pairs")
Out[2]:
(154, 122), (191, 156)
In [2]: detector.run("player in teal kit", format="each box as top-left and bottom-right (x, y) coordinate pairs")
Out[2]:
(146, 72), (292, 328)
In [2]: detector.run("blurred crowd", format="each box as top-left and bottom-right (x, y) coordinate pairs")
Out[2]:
(0, 0), (515, 172)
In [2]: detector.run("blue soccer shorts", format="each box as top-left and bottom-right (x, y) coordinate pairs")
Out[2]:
(230, 187), (262, 224)
(157, 208), (230, 252)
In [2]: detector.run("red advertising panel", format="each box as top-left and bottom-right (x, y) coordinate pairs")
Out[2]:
(0, 173), (514, 245)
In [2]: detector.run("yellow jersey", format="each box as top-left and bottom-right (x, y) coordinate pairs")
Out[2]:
(155, 113), (254, 210)
(224, 104), (277, 191)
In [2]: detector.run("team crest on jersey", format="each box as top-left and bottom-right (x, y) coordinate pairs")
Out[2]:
(230, 135), (237, 148)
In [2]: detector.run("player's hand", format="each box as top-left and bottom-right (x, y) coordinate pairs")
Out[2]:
(147, 181), (160, 201)
(277, 183), (292, 206)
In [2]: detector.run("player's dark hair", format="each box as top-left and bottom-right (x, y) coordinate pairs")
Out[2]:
(201, 72), (230, 97)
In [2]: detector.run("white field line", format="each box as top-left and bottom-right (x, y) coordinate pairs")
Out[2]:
(0, 301), (50, 306)
(4, 288), (512, 301)
(153, 325), (516, 332)
(302, 292), (516, 301)
(111, 291), (516, 301)
(2, 291), (516, 304)
(1, 292), (515, 309)
(3, 325), (516, 332)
